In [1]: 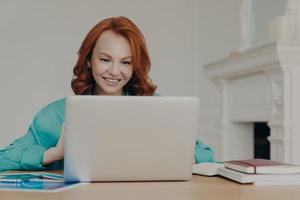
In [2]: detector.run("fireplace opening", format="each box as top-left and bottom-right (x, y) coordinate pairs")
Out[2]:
(254, 122), (270, 159)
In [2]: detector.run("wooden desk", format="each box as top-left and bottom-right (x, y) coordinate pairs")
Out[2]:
(1, 174), (300, 200)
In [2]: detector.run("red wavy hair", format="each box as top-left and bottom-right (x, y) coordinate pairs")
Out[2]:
(71, 16), (157, 96)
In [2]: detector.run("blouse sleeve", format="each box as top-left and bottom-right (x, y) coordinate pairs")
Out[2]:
(0, 99), (65, 171)
(194, 139), (216, 163)
(0, 121), (47, 171)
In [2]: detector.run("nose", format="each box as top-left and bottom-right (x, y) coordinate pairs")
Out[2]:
(108, 62), (120, 76)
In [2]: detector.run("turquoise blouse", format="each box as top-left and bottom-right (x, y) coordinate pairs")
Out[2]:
(0, 97), (215, 171)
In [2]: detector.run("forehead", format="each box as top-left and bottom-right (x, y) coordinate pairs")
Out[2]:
(93, 30), (132, 57)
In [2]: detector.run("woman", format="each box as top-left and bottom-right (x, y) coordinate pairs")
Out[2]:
(0, 16), (214, 171)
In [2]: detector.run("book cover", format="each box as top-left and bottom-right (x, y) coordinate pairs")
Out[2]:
(217, 167), (300, 185)
(224, 159), (300, 174)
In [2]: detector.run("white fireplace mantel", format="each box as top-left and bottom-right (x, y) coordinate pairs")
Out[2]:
(204, 42), (280, 80)
(204, 42), (300, 164)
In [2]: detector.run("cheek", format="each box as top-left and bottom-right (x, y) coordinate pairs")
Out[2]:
(92, 63), (106, 75)
(124, 67), (133, 79)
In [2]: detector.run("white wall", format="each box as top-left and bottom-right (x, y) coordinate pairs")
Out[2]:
(192, 0), (241, 160)
(0, 0), (242, 162)
(0, 0), (194, 147)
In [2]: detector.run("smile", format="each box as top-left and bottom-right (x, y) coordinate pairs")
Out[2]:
(102, 76), (122, 85)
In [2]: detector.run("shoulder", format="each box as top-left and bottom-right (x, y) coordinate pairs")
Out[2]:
(42, 97), (66, 112)
(35, 97), (66, 122)
(35, 98), (66, 121)
(31, 98), (66, 147)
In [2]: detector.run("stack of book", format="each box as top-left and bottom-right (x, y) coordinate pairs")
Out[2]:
(193, 159), (300, 185)
(220, 159), (300, 185)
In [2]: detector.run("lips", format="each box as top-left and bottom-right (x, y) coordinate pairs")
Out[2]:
(102, 76), (122, 86)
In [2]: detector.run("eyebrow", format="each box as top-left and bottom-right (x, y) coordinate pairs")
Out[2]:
(99, 52), (132, 60)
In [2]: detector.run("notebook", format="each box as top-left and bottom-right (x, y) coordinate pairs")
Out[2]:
(192, 162), (224, 176)
(192, 160), (300, 185)
(224, 159), (300, 174)
(218, 167), (300, 185)
(63, 96), (200, 182)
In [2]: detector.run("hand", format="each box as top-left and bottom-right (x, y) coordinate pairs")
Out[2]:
(43, 124), (65, 165)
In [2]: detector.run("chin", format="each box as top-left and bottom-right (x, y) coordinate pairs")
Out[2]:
(102, 88), (123, 95)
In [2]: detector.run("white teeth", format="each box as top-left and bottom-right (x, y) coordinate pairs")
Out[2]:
(103, 77), (121, 85)
(106, 78), (119, 83)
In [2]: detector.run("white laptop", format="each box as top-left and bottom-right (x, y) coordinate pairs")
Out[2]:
(63, 96), (199, 182)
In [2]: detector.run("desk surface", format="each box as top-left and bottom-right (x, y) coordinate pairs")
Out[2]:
(1, 173), (300, 200)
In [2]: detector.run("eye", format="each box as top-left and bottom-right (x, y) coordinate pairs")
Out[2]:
(121, 60), (132, 65)
(99, 58), (110, 63)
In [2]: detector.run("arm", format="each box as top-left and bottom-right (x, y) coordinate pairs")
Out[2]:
(0, 126), (47, 171)
(43, 125), (64, 165)
(194, 139), (215, 163)
(0, 98), (65, 171)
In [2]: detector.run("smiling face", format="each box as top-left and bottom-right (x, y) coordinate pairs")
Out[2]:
(90, 30), (133, 96)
